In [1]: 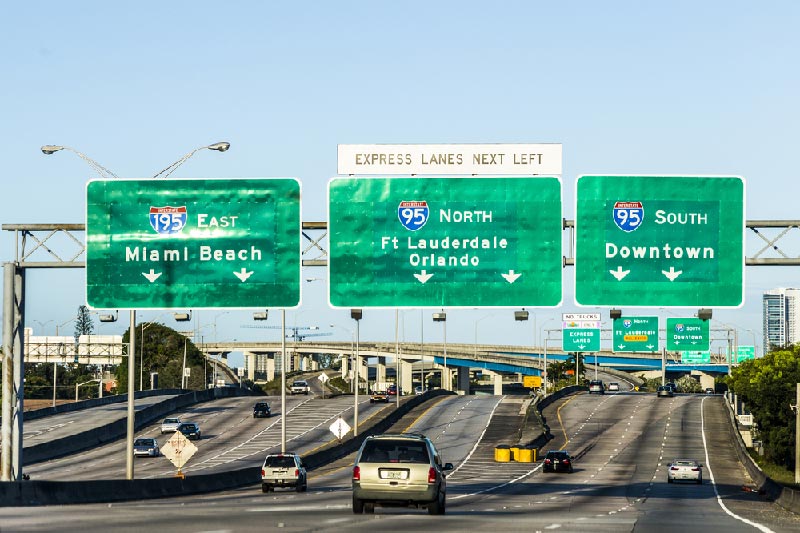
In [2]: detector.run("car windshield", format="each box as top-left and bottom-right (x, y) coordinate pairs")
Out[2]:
(360, 441), (429, 463)
(134, 439), (153, 446)
(546, 451), (569, 459)
(164, 418), (179, 424)
(264, 456), (297, 468)
(292, 381), (306, 386)
(673, 460), (697, 467)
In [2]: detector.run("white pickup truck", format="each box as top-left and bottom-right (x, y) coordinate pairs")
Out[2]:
(290, 379), (310, 395)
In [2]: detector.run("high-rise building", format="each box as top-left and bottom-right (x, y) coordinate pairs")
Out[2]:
(762, 288), (800, 351)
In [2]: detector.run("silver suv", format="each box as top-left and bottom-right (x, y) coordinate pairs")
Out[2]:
(352, 433), (453, 515)
(261, 452), (307, 493)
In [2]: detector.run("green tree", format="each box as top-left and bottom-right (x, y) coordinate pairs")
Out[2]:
(74, 305), (95, 342)
(116, 323), (207, 391)
(727, 345), (800, 469)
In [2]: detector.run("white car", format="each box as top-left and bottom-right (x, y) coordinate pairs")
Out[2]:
(160, 417), (182, 434)
(608, 383), (620, 391)
(133, 437), (160, 457)
(667, 459), (703, 484)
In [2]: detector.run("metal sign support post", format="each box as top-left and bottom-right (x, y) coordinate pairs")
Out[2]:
(353, 311), (361, 437)
(1, 263), (15, 481)
(126, 310), (136, 480)
(281, 309), (286, 453)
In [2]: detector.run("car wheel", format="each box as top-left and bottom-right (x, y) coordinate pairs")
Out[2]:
(696, 478), (702, 485)
(428, 491), (446, 515)
(302, 482), (308, 492)
(667, 477), (673, 483)
(262, 484), (271, 493)
(296, 483), (303, 493)
(352, 496), (364, 514)
(364, 502), (375, 514)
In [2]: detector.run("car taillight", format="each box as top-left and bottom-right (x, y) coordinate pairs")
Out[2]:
(544, 459), (551, 464)
(563, 459), (570, 464)
(670, 467), (679, 471)
(691, 467), (701, 471)
(428, 467), (437, 484)
(294, 469), (299, 477)
(261, 469), (265, 476)
(353, 466), (360, 481)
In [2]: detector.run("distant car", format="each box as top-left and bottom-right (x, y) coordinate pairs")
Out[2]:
(253, 402), (271, 418)
(657, 386), (674, 398)
(543, 450), (574, 473)
(177, 422), (201, 440)
(608, 383), (620, 392)
(387, 384), (399, 396)
(588, 380), (604, 394)
(414, 385), (426, 395)
(290, 380), (310, 395)
(352, 433), (452, 514)
(370, 390), (389, 403)
(261, 452), (307, 493)
(161, 417), (182, 434)
(705, 387), (715, 394)
(665, 382), (678, 393)
(667, 459), (703, 484)
(133, 437), (160, 457)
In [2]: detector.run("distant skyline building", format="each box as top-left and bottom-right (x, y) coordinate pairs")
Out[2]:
(762, 288), (800, 351)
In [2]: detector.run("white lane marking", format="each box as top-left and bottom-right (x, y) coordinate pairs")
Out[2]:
(700, 397), (774, 533)
(447, 397), (503, 477)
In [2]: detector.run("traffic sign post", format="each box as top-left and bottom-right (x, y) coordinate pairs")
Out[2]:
(613, 316), (659, 352)
(86, 178), (301, 309)
(666, 318), (710, 351)
(562, 313), (601, 352)
(575, 175), (745, 307)
(328, 177), (562, 307)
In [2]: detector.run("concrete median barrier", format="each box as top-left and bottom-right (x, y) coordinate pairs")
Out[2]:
(1, 389), (453, 506)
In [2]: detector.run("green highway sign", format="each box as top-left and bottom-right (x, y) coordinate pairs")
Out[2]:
(575, 175), (744, 307)
(86, 178), (301, 309)
(666, 318), (710, 351)
(613, 316), (659, 352)
(328, 177), (562, 307)
(562, 328), (601, 352)
(680, 350), (711, 364)
(730, 345), (756, 363)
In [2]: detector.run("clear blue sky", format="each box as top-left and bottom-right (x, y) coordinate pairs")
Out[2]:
(3, 1), (799, 367)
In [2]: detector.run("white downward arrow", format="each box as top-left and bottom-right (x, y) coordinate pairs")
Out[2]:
(142, 269), (162, 283)
(609, 266), (630, 281)
(501, 270), (522, 283)
(234, 268), (253, 282)
(618, 344), (626, 350)
(414, 270), (434, 284)
(662, 267), (683, 281)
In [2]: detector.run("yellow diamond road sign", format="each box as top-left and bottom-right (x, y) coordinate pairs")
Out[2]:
(161, 430), (198, 469)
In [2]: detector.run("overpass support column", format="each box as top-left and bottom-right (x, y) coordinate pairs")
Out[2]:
(457, 366), (470, 395)
(400, 359), (413, 395)
(266, 356), (276, 382)
(245, 353), (256, 381)
(483, 370), (503, 396)
(376, 357), (386, 388)
(441, 366), (453, 391)
(310, 358), (318, 371)
(340, 354), (350, 380)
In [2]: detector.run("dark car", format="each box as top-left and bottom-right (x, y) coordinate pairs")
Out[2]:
(253, 402), (271, 418)
(543, 450), (574, 473)
(657, 385), (674, 398)
(177, 422), (201, 440)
